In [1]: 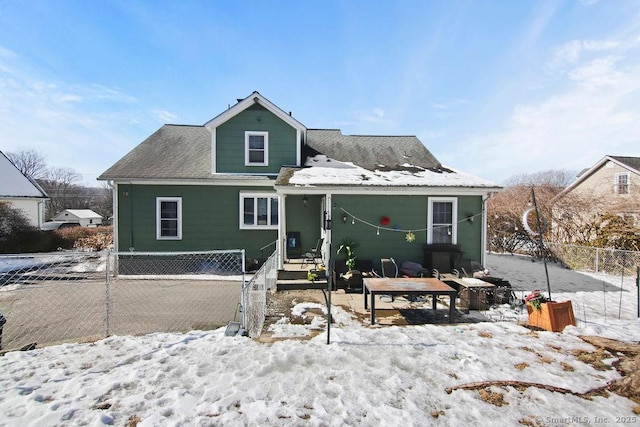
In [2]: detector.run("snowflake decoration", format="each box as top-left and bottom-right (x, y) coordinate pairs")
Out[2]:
(405, 232), (416, 243)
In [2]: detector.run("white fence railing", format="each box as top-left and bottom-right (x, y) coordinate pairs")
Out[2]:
(0, 250), (245, 352)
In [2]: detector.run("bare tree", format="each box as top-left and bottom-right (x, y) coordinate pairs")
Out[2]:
(38, 167), (82, 218)
(488, 169), (575, 255)
(91, 183), (113, 223)
(505, 169), (577, 191)
(6, 149), (48, 180)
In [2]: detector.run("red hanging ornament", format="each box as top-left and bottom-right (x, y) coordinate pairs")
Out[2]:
(380, 216), (390, 226)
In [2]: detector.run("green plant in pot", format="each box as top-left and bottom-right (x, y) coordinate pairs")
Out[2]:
(337, 237), (358, 271)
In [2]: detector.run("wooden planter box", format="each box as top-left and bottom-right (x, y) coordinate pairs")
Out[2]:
(526, 301), (576, 332)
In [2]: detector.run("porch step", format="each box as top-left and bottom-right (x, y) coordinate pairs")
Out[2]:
(276, 278), (329, 291)
(277, 270), (309, 280)
(276, 261), (328, 290)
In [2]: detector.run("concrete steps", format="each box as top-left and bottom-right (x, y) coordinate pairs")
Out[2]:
(277, 261), (328, 291)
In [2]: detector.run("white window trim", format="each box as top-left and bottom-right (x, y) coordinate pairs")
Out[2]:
(156, 197), (182, 240)
(239, 192), (279, 230)
(427, 197), (458, 244)
(245, 131), (269, 166)
(615, 172), (630, 195)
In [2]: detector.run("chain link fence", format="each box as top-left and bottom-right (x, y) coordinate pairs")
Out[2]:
(242, 250), (277, 338)
(548, 243), (640, 277)
(0, 250), (245, 352)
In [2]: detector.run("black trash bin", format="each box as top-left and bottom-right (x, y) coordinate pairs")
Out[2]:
(0, 312), (6, 351)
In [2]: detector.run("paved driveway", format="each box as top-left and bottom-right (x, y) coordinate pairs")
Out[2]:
(485, 253), (623, 293)
(0, 278), (241, 352)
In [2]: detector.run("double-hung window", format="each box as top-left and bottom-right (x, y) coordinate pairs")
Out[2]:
(245, 131), (268, 166)
(427, 197), (458, 244)
(615, 173), (629, 195)
(156, 197), (182, 240)
(240, 193), (278, 229)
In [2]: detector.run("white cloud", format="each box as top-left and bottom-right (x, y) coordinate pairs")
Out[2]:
(449, 33), (640, 184)
(0, 48), (157, 186)
(352, 107), (385, 123)
(0, 45), (16, 58)
(152, 109), (179, 124)
(568, 55), (624, 87)
(334, 107), (391, 132)
(548, 39), (622, 72)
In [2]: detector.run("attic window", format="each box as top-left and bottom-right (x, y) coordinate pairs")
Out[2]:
(615, 173), (629, 195)
(245, 131), (268, 166)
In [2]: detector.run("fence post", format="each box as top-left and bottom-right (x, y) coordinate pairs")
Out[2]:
(240, 279), (247, 334)
(595, 247), (600, 273)
(105, 250), (111, 338)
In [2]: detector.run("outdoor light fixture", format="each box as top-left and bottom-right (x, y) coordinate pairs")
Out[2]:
(466, 213), (475, 223)
(303, 195), (308, 207)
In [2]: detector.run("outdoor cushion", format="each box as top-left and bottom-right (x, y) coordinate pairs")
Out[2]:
(400, 260), (427, 277)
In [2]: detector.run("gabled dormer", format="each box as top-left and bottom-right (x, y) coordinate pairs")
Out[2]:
(204, 91), (307, 175)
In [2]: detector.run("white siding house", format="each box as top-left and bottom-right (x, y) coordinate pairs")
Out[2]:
(51, 209), (103, 227)
(0, 151), (48, 228)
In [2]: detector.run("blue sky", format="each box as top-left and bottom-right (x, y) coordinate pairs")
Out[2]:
(1, 0), (639, 186)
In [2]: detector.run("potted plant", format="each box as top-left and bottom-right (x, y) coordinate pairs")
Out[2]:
(337, 238), (361, 292)
(337, 238), (357, 271)
(525, 290), (576, 332)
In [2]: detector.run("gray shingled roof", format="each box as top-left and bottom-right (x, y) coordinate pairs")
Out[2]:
(305, 129), (442, 171)
(99, 125), (213, 180)
(611, 156), (640, 173)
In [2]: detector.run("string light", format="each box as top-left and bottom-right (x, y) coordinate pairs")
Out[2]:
(337, 206), (484, 234)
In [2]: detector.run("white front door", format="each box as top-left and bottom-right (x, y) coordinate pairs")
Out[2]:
(428, 197), (458, 244)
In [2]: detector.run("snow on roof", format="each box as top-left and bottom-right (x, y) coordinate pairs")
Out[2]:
(0, 151), (48, 198)
(280, 155), (500, 188)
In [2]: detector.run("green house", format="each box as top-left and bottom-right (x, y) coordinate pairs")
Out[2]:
(99, 92), (501, 273)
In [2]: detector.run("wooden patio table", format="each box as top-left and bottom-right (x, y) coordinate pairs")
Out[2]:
(363, 277), (458, 325)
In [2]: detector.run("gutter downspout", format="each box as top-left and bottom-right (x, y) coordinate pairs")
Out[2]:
(481, 192), (494, 268)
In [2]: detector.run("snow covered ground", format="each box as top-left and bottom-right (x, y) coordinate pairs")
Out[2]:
(0, 255), (639, 426)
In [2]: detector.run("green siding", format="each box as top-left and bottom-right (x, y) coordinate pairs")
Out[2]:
(216, 104), (298, 174)
(117, 184), (277, 259)
(455, 195), (484, 262)
(330, 194), (484, 271)
(116, 184), (485, 269)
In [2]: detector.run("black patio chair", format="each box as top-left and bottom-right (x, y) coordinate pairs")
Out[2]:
(301, 238), (323, 268)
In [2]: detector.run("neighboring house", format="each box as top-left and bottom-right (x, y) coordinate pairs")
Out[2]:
(554, 155), (640, 238)
(0, 150), (48, 228)
(99, 92), (501, 270)
(51, 209), (103, 227)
